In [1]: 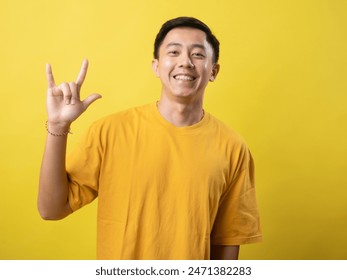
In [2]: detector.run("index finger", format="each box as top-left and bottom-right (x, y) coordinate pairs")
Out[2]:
(75, 59), (89, 87)
(46, 63), (56, 88)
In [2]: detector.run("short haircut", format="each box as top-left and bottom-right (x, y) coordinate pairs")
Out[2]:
(154, 17), (220, 63)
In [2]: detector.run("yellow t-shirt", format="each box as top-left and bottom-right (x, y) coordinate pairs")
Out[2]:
(67, 103), (262, 259)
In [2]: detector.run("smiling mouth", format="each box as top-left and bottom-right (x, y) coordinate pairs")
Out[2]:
(173, 74), (196, 81)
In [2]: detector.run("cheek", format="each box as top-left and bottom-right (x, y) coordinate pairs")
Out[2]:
(160, 59), (175, 71)
(158, 61), (176, 81)
(201, 63), (213, 78)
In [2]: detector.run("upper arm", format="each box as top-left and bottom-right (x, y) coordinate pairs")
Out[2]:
(210, 245), (240, 260)
(38, 199), (73, 220)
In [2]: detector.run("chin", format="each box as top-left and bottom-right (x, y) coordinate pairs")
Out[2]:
(171, 88), (198, 96)
(172, 92), (196, 99)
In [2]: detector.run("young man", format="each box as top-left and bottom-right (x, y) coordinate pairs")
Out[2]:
(38, 17), (262, 260)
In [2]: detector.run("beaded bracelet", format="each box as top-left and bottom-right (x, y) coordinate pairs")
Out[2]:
(45, 121), (72, 136)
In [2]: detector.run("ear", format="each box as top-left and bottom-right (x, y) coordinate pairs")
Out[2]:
(209, 63), (220, 82)
(152, 59), (160, 77)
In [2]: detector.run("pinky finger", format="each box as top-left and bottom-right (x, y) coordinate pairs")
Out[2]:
(46, 64), (56, 88)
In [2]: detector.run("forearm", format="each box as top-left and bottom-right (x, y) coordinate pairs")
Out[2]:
(39, 60), (101, 219)
(38, 123), (72, 220)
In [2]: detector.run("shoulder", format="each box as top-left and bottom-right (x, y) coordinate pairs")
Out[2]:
(89, 103), (153, 131)
(207, 113), (248, 149)
(207, 115), (254, 179)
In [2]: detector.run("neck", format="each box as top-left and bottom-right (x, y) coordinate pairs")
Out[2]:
(156, 98), (204, 127)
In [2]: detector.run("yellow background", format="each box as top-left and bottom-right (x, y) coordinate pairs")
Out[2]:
(0, 0), (346, 259)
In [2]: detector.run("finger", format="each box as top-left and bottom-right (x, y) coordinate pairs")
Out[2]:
(69, 82), (79, 105)
(75, 59), (89, 88)
(59, 83), (73, 105)
(82, 93), (102, 110)
(46, 64), (56, 88)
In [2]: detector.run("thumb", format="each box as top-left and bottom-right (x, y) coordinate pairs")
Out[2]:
(82, 93), (102, 110)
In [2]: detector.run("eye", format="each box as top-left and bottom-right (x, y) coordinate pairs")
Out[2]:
(192, 53), (205, 59)
(168, 50), (179, 56)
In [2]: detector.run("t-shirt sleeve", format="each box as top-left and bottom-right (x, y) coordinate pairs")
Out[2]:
(66, 122), (102, 212)
(210, 144), (262, 245)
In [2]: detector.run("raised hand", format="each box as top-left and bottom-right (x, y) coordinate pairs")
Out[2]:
(46, 59), (102, 127)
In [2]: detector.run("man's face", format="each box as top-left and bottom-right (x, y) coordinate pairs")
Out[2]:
(152, 27), (219, 102)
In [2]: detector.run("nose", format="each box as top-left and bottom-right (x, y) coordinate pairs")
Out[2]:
(178, 53), (195, 69)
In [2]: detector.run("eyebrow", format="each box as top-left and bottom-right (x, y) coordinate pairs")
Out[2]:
(166, 42), (206, 50)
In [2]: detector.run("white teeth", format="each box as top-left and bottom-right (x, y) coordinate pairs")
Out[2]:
(174, 75), (194, 81)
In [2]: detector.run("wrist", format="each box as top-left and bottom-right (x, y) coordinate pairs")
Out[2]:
(46, 121), (72, 136)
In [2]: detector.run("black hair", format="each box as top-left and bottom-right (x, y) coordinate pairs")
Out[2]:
(154, 17), (220, 63)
